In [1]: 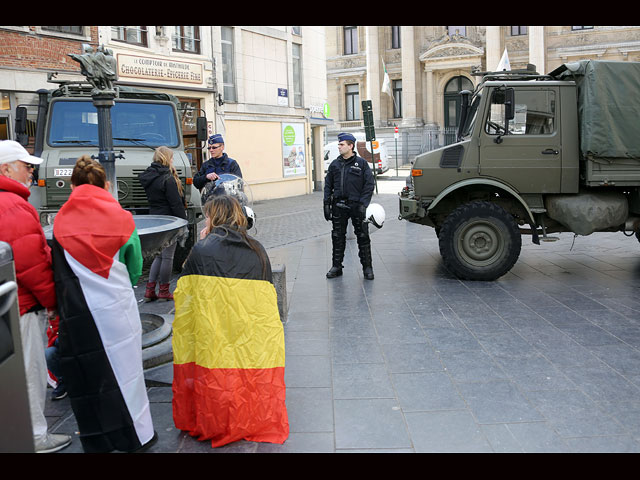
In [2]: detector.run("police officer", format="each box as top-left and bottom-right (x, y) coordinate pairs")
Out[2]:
(324, 132), (375, 280)
(193, 134), (243, 191)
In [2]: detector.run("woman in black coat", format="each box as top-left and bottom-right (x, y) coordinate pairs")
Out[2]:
(138, 146), (187, 301)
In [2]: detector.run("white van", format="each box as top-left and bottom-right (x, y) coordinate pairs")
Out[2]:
(323, 135), (390, 174)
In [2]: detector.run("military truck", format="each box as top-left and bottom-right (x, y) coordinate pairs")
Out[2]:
(14, 79), (207, 266)
(398, 60), (640, 280)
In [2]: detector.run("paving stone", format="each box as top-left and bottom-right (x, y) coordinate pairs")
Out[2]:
(334, 398), (411, 450)
(404, 410), (493, 453)
(456, 380), (544, 424)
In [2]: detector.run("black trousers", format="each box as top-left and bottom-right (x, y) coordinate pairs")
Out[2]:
(330, 202), (371, 269)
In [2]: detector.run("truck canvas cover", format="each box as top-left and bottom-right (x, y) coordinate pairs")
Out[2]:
(550, 60), (640, 159)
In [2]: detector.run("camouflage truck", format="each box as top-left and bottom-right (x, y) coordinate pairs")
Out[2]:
(14, 80), (207, 266)
(399, 60), (640, 280)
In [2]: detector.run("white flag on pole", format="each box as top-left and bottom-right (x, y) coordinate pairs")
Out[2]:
(381, 57), (392, 97)
(496, 48), (511, 71)
(381, 57), (398, 112)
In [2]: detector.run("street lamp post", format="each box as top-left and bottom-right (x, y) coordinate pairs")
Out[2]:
(69, 44), (120, 199)
(92, 93), (117, 199)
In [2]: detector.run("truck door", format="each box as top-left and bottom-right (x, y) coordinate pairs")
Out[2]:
(479, 86), (562, 194)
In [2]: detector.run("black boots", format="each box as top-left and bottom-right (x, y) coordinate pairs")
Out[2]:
(326, 266), (343, 278)
(363, 266), (374, 280)
(328, 229), (345, 278)
(359, 243), (374, 280)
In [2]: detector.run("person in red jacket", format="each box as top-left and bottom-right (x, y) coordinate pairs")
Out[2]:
(0, 140), (71, 453)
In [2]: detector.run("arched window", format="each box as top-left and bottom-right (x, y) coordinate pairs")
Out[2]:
(444, 76), (473, 129)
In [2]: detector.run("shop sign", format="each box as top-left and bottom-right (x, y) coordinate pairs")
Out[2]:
(117, 53), (203, 84)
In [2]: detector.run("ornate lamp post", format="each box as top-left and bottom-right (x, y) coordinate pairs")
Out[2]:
(69, 44), (119, 199)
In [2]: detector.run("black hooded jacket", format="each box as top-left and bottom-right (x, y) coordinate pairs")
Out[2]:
(138, 162), (187, 219)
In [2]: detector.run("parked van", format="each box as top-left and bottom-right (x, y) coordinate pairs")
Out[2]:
(323, 134), (390, 174)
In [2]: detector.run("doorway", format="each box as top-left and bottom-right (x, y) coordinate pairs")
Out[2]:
(444, 76), (473, 129)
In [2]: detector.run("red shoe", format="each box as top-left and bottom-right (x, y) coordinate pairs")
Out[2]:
(157, 283), (174, 301)
(144, 282), (157, 302)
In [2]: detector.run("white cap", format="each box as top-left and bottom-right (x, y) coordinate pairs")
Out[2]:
(0, 140), (43, 165)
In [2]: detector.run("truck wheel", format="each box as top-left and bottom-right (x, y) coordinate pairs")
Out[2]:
(438, 201), (521, 281)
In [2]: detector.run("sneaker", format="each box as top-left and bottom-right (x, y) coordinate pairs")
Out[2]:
(35, 433), (72, 453)
(51, 383), (67, 401)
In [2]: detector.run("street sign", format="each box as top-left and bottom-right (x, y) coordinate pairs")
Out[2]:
(362, 100), (375, 141)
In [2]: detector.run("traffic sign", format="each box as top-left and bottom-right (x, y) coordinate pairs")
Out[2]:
(362, 100), (375, 141)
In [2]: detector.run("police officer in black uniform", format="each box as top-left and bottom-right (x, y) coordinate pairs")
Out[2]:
(323, 132), (375, 280)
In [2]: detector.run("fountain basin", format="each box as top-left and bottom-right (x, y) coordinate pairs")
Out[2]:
(133, 215), (189, 259)
(43, 214), (188, 259)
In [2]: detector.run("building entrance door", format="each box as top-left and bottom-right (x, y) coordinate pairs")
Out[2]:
(444, 76), (473, 129)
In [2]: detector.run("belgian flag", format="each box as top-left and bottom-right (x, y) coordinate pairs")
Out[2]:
(172, 227), (289, 448)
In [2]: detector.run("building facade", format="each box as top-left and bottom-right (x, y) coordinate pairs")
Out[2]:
(0, 26), (329, 201)
(325, 26), (640, 165)
(211, 26), (330, 199)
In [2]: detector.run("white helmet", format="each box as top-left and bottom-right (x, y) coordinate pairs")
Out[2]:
(365, 203), (385, 229)
(243, 205), (256, 230)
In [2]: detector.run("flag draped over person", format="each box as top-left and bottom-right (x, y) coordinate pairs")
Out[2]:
(172, 225), (289, 448)
(51, 183), (154, 453)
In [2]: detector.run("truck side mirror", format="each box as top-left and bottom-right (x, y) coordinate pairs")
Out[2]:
(15, 107), (29, 146)
(504, 88), (515, 121)
(196, 117), (208, 142)
(457, 90), (472, 141)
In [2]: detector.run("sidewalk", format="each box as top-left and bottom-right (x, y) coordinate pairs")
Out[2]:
(45, 179), (640, 452)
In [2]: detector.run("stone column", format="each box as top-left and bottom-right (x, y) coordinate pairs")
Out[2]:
(485, 26), (502, 71)
(425, 67), (435, 125)
(529, 26), (546, 74)
(400, 26), (420, 127)
(365, 26), (382, 126)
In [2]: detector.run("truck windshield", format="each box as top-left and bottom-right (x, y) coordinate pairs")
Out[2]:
(48, 100), (180, 148)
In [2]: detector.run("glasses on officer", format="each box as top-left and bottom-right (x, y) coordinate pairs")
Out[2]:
(208, 144), (223, 150)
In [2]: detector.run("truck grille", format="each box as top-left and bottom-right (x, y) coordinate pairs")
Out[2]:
(440, 145), (464, 168)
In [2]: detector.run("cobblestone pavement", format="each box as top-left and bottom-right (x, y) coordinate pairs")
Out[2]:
(45, 175), (640, 453)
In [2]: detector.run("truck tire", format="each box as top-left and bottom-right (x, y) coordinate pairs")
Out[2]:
(438, 201), (521, 281)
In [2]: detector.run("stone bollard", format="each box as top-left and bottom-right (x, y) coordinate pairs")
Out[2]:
(271, 264), (287, 324)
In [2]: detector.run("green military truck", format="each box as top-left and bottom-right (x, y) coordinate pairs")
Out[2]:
(15, 80), (207, 266)
(399, 60), (640, 280)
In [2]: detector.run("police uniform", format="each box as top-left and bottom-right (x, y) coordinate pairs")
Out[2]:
(323, 133), (375, 280)
(193, 134), (243, 191)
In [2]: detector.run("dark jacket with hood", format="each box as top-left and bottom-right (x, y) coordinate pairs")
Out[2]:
(138, 162), (187, 219)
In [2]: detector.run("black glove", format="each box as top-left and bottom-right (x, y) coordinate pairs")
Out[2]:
(323, 203), (332, 221)
(351, 202), (365, 219)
